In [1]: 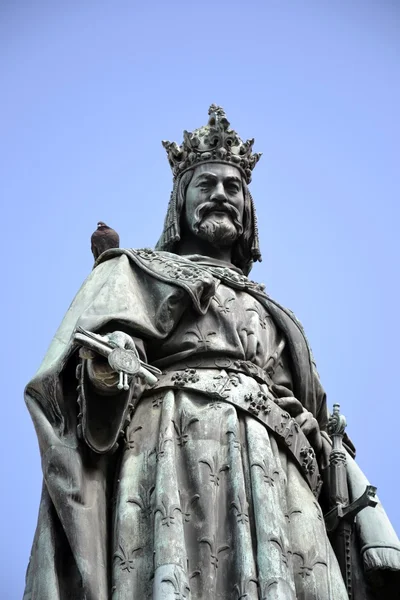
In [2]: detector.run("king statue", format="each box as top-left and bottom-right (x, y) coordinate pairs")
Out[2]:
(24, 106), (400, 599)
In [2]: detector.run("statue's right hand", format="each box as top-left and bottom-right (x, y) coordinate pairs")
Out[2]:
(85, 353), (120, 392)
(106, 331), (137, 352)
(84, 331), (138, 393)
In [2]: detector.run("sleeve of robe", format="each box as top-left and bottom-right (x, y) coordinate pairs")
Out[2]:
(23, 252), (214, 600)
(347, 454), (400, 599)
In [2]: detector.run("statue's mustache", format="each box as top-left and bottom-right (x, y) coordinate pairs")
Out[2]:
(193, 202), (243, 235)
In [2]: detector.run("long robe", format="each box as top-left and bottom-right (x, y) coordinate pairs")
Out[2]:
(23, 249), (400, 600)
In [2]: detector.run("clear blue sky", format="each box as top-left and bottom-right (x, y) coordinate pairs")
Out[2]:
(1, 2), (399, 597)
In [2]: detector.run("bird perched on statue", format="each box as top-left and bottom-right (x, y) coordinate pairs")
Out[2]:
(91, 221), (120, 262)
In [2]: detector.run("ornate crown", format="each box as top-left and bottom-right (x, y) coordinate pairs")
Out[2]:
(162, 104), (262, 183)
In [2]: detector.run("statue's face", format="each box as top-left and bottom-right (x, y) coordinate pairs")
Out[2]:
(184, 163), (245, 248)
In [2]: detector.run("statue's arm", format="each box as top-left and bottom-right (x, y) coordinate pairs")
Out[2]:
(76, 332), (149, 454)
(27, 253), (206, 453)
(69, 255), (191, 453)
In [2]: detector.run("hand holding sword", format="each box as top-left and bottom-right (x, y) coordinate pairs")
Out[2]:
(73, 326), (161, 390)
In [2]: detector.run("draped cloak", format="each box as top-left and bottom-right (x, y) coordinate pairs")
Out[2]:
(23, 249), (400, 600)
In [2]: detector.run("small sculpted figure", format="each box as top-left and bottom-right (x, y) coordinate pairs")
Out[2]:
(24, 106), (400, 599)
(91, 220), (120, 261)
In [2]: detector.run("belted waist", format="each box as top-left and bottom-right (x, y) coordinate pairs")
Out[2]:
(160, 356), (273, 386)
(149, 364), (322, 497)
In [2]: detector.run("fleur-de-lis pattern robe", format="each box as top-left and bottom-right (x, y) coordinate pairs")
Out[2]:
(23, 250), (400, 600)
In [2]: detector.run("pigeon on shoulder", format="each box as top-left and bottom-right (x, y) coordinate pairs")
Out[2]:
(91, 221), (120, 262)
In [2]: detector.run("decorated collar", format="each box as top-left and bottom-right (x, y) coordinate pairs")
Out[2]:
(134, 248), (267, 296)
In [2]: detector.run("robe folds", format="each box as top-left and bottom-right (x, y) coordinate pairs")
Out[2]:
(24, 249), (400, 600)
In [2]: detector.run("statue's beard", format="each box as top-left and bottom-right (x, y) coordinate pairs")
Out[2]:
(192, 202), (243, 248)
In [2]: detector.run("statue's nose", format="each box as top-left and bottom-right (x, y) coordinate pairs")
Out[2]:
(210, 182), (227, 204)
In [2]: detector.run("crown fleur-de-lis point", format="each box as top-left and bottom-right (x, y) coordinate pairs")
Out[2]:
(162, 105), (261, 183)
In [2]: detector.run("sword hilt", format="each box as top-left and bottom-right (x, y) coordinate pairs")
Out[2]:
(325, 484), (378, 532)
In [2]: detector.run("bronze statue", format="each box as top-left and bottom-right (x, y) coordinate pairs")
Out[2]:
(24, 106), (400, 599)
